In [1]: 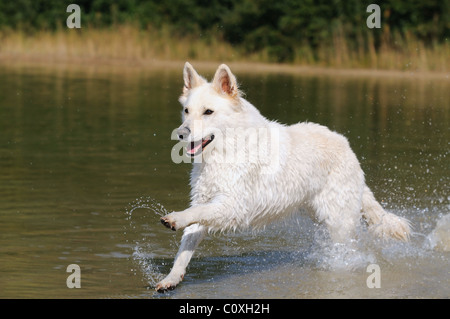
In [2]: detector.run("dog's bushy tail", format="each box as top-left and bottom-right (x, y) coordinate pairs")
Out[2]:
(362, 186), (411, 241)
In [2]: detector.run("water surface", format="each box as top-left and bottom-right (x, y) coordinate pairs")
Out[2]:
(0, 65), (448, 298)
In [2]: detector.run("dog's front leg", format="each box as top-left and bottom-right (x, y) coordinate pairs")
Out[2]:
(160, 203), (221, 231)
(155, 224), (206, 292)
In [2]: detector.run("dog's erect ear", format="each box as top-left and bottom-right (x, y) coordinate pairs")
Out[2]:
(212, 64), (240, 100)
(183, 62), (205, 94)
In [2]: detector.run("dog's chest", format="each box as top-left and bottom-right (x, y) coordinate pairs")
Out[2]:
(189, 162), (248, 204)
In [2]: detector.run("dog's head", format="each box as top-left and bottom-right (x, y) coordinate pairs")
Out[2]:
(176, 62), (243, 157)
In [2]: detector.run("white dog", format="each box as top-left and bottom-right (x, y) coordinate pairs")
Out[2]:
(155, 62), (411, 292)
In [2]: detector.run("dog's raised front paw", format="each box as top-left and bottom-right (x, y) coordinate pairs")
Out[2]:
(161, 215), (177, 231)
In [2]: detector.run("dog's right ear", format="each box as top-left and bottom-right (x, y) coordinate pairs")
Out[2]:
(182, 62), (206, 95)
(179, 62), (206, 105)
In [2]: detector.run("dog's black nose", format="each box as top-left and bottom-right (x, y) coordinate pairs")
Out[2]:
(177, 126), (190, 141)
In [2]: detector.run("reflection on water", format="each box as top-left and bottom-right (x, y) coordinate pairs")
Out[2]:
(0, 65), (448, 298)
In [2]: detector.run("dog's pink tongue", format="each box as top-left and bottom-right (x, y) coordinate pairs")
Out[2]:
(187, 141), (202, 155)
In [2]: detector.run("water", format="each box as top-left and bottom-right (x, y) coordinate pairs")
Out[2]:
(0, 64), (448, 298)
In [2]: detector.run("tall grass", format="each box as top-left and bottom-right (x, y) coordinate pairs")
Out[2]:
(292, 26), (449, 72)
(0, 25), (243, 63)
(0, 24), (448, 72)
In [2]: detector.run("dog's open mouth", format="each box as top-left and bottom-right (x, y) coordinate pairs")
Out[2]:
(186, 135), (215, 156)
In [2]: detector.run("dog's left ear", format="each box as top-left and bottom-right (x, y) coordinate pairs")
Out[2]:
(212, 64), (241, 100)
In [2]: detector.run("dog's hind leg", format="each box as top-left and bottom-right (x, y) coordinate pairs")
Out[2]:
(312, 169), (365, 243)
(313, 194), (361, 243)
(155, 224), (206, 292)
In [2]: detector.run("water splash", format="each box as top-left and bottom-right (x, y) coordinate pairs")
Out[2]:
(123, 195), (449, 294)
(124, 196), (170, 288)
(425, 213), (450, 252)
(131, 245), (165, 287)
(305, 225), (377, 271)
(125, 196), (169, 220)
(304, 206), (449, 274)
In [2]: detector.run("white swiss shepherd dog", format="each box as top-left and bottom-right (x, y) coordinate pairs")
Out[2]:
(156, 62), (411, 292)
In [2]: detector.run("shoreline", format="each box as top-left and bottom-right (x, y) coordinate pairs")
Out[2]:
(1, 54), (449, 80)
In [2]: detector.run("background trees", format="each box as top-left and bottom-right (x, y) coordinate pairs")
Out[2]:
(0, 0), (448, 66)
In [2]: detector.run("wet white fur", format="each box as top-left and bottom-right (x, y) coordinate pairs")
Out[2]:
(155, 62), (411, 291)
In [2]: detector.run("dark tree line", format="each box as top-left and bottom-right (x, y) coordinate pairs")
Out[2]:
(0, 0), (448, 62)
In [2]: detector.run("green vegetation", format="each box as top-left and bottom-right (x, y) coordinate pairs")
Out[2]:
(0, 0), (448, 71)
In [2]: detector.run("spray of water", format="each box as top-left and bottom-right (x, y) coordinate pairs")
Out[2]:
(425, 213), (450, 252)
(123, 195), (449, 295)
(124, 196), (171, 288)
(125, 196), (168, 219)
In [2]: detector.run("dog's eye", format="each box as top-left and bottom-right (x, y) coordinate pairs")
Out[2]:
(184, 108), (189, 114)
(204, 109), (214, 115)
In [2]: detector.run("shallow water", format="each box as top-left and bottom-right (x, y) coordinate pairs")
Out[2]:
(0, 65), (448, 298)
